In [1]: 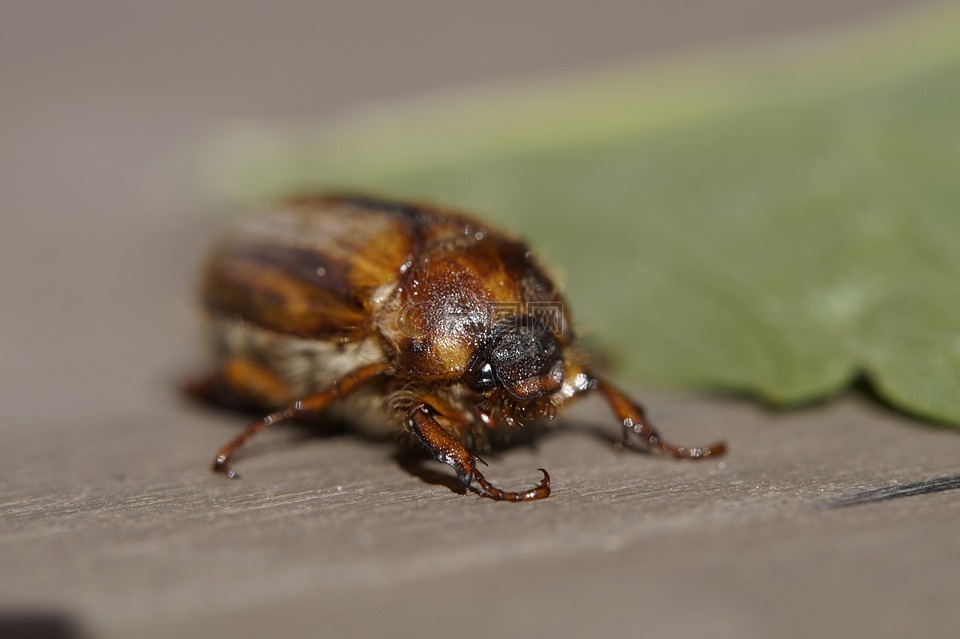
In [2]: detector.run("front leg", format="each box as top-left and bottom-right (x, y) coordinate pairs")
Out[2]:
(560, 361), (726, 459)
(406, 403), (550, 501)
(593, 376), (726, 459)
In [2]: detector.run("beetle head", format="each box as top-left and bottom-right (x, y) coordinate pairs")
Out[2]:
(465, 315), (564, 402)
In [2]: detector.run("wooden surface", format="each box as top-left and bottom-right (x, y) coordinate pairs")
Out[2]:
(2, 2), (956, 638)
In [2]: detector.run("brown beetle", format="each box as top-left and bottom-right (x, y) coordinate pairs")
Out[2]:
(191, 194), (725, 501)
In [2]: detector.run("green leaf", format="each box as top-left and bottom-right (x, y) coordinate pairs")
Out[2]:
(205, 4), (960, 426)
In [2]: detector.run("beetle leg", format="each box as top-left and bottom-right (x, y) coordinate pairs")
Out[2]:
(589, 375), (726, 460)
(212, 363), (390, 478)
(407, 404), (550, 501)
(184, 358), (295, 409)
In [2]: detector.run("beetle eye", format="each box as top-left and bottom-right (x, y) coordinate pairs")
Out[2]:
(465, 358), (496, 393)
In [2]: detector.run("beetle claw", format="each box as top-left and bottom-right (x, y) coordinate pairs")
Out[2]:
(473, 467), (551, 502)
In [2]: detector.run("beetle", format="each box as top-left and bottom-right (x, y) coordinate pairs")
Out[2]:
(190, 193), (725, 501)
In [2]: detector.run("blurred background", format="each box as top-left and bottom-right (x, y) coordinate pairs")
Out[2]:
(2, 2), (954, 639)
(0, 0), (936, 432)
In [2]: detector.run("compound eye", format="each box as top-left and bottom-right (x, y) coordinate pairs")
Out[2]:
(465, 358), (496, 393)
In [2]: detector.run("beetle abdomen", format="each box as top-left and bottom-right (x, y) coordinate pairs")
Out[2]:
(204, 317), (396, 436)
